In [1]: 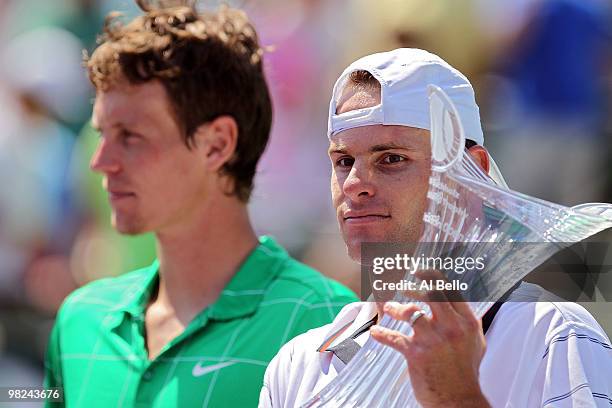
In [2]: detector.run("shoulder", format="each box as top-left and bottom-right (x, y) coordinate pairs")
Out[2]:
(56, 264), (154, 322)
(266, 301), (365, 372)
(262, 305), (360, 407)
(485, 285), (612, 406)
(492, 283), (608, 342)
(268, 322), (333, 372)
(261, 259), (358, 343)
(270, 256), (358, 304)
(260, 323), (332, 408)
(487, 284), (610, 362)
(258, 236), (357, 305)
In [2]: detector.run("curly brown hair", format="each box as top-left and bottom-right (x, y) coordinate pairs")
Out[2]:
(86, 1), (272, 202)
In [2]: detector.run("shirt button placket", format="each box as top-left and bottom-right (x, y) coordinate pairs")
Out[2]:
(136, 365), (155, 406)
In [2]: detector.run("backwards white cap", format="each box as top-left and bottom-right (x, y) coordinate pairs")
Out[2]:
(327, 48), (508, 187)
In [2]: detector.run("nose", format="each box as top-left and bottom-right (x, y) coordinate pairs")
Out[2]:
(343, 162), (375, 202)
(90, 138), (121, 175)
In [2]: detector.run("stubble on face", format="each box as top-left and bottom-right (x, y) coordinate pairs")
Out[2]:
(110, 210), (147, 235)
(92, 80), (208, 236)
(331, 85), (431, 262)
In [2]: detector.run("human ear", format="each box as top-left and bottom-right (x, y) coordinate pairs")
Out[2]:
(193, 115), (238, 171)
(467, 145), (490, 174)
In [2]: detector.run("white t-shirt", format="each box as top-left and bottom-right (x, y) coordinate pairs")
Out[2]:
(259, 283), (612, 407)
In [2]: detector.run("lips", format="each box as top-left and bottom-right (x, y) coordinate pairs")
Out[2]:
(343, 211), (391, 224)
(107, 190), (135, 202)
(103, 178), (135, 201)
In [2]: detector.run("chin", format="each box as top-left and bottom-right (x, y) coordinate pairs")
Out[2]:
(344, 236), (370, 264)
(347, 244), (361, 263)
(112, 215), (148, 236)
(343, 229), (399, 264)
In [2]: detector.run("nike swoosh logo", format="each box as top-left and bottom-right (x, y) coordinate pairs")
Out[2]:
(192, 361), (237, 377)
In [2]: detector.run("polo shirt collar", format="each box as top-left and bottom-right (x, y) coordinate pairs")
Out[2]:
(111, 236), (286, 321)
(317, 302), (378, 352)
(114, 261), (159, 318)
(207, 235), (286, 320)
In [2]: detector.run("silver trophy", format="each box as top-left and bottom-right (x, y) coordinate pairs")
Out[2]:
(302, 86), (612, 408)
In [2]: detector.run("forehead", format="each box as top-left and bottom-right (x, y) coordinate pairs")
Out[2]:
(92, 80), (173, 129)
(329, 125), (430, 153)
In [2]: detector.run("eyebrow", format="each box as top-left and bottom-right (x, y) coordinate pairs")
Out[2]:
(329, 142), (414, 155)
(369, 143), (409, 152)
(91, 121), (129, 133)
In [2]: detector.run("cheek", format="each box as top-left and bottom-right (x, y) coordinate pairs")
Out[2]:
(387, 169), (430, 218)
(148, 154), (204, 197)
(330, 171), (344, 206)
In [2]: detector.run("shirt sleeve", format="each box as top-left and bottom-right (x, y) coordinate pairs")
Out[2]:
(259, 370), (274, 408)
(534, 322), (612, 407)
(43, 318), (65, 408)
(259, 339), (294, 408)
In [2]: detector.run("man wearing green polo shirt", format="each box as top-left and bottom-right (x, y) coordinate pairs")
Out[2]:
(43, 2), (357, 407)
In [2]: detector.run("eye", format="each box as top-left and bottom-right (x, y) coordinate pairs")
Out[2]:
(336, 157), (355, 168)
(381, 154), (406, 164)
(120, 129), (140, 145)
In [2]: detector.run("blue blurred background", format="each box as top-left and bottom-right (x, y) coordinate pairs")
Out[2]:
(0, 0), (611, 395)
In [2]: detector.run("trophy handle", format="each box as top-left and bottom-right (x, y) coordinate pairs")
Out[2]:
(428, 85), (466, 173)
(572, 203), (612, 220)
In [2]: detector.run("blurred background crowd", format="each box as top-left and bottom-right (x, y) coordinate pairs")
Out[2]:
(0, 0), (611, 396)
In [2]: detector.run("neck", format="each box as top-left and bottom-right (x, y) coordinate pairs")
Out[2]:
(152, 195), (258, 323)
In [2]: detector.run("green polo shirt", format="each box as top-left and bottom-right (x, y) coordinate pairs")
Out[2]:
(44, 236), (357, 407)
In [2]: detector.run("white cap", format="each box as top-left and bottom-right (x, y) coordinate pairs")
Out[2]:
(327, 48), (508, 188)
(328, 48), (483, 144)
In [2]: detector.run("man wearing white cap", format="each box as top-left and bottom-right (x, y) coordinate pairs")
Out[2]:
(259, 49), (612, 407)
